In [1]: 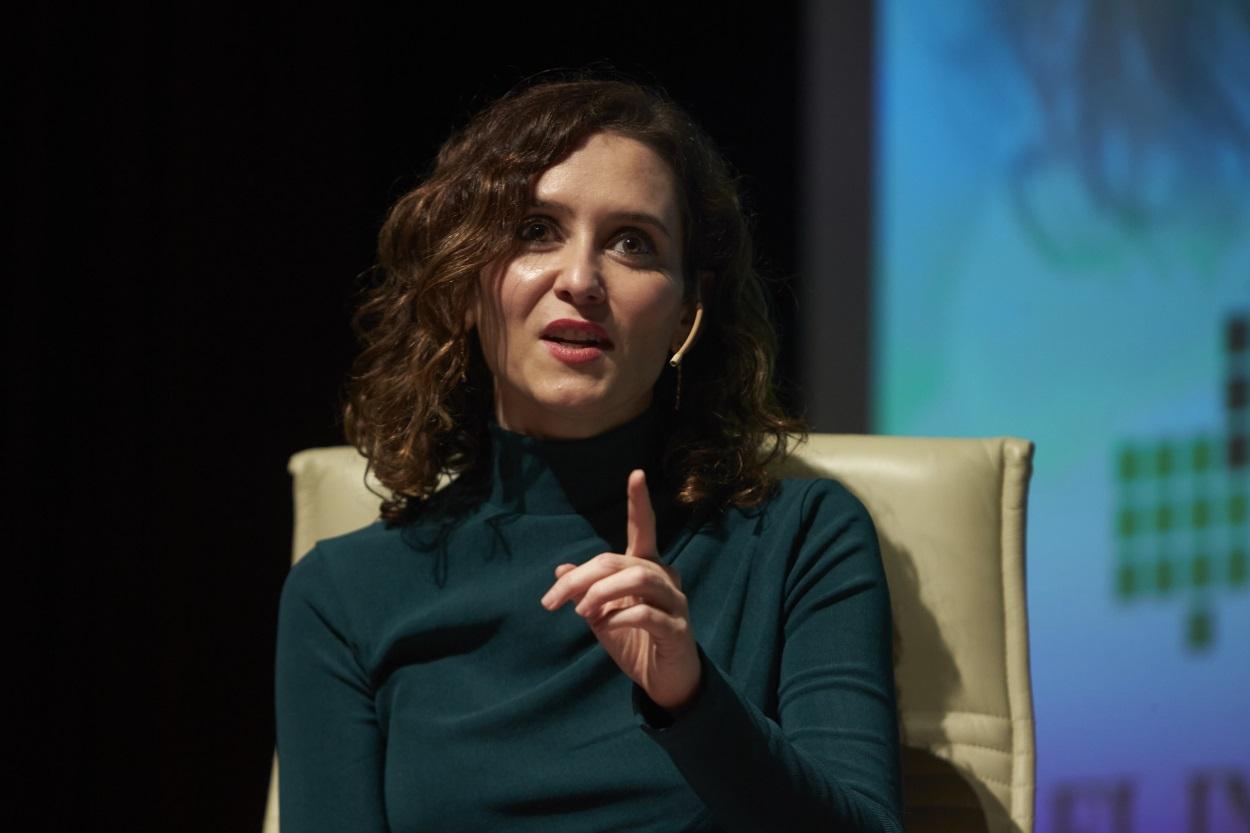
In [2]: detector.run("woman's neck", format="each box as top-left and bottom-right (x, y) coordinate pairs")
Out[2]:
(485, 403), (662, 518)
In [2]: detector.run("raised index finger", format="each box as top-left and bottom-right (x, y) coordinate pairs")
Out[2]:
(625, 469), (657, 559)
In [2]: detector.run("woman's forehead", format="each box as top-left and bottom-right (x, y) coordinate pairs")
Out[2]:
(531, 133), (681, 234)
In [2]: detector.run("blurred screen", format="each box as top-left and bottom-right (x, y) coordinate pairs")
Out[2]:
(873, 3), (1250, 831)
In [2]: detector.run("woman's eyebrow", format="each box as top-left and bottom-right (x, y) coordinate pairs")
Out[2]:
(530, 199), (673, 241)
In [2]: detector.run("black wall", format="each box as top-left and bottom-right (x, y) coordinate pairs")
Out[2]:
(12, 5), (870, 831)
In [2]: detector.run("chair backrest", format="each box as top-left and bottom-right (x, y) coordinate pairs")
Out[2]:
(265, 435), (1036, 833)
(777, 435), (1036, 833)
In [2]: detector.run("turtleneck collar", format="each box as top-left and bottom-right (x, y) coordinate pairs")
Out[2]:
(486, 405), (663, 517)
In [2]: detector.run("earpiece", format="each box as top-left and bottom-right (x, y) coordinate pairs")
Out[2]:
(668, 303), (704, 367)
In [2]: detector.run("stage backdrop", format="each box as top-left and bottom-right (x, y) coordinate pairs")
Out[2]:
(872, 3), (1249, 832)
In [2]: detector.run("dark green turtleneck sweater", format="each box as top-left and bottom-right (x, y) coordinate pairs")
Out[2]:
(275, 411), (902, 832)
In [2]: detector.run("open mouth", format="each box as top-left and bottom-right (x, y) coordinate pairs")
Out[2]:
(540, 320), (613, 350)
(541, 334), (608, 348)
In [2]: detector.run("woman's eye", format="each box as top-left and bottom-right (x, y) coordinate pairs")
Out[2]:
(518, 219), (555, 243)
(612, 230), (655, 257)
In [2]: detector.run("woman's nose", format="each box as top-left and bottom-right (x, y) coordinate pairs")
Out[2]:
(552, 239), (606, 306)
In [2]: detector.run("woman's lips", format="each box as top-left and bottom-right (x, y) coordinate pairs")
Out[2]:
(540, 319), (612, 365)
(543, 339), (605, 365)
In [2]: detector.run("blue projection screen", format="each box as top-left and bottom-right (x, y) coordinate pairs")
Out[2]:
(873, 3), (1250, 832)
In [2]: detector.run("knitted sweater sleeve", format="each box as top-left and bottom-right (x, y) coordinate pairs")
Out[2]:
(631, 481), (903, 833)
(275, 547), (390, 833)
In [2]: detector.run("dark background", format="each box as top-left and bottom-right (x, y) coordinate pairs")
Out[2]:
(11, 5), (871, 831)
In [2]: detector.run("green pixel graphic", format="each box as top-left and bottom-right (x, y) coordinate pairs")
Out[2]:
(1113, 313), (1249, 651)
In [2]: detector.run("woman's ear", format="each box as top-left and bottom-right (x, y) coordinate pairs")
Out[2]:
(465, 289), (479, 331)
(697, 269), (712, 300)
(670, 285), (708, 365)
(670, 302), (695, 352)
(670, 270), (711, 352)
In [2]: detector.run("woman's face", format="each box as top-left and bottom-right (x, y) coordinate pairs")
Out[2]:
(474, 132), (694, 439)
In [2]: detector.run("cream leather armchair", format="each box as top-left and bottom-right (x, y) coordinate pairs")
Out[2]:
(265, 435), (1036, 833)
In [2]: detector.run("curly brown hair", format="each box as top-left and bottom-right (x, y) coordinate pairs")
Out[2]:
(344, 75), (804, 524)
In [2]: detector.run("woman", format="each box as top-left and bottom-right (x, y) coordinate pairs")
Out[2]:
(276, 77), (902, 833)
